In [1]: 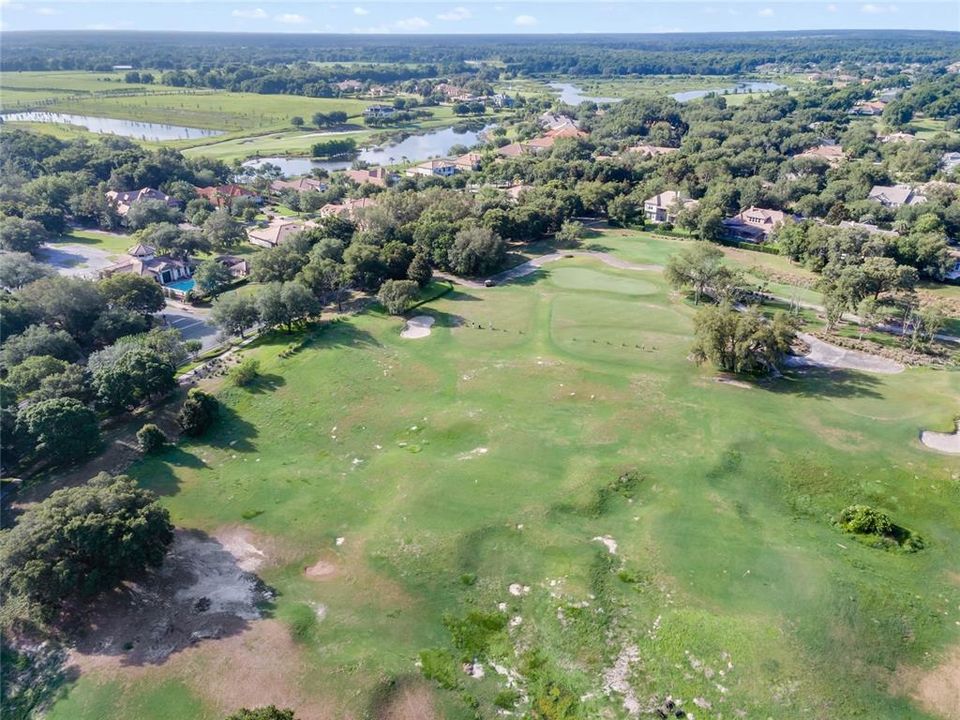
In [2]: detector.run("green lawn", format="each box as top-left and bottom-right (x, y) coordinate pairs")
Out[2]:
(45, 250), (960, 720)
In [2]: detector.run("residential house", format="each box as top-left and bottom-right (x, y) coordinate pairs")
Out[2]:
(270, 177), (328, 194)
(722, 207), (794, 243)
(490, 93), (515, 108)
(319, 197), (378, 223)
(214, 255), (250, 279)
(195, 184), (261, 208)
(362, 105), (396, 119)
(435, 83), (465, 99)
(496, 142), (532, 158)
(336, 79), (363, 92)
(101, 243), (192, 285)
(539, 112), (579, 131)
(797, 144), (845, 166)
(248, 218), (317, 248)
(625, 144), (678, 158)
(452, 152), (483, 172)
(343, 167), (392, 188)
(544, 124), (588, 141)
(643, 191), (698, 224)
(405, 159), (459, 178)
(836, 220), (900, 238)
(105, 188), (179, 216)
(939, 151), (960, 174)
(878, 131), (918, 144)
(848, 100), (885, 116)
(867, 184), (927, 208)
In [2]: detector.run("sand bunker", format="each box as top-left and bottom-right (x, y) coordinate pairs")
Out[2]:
(400, 315), (435, 339)
(920, 423), (960, 454)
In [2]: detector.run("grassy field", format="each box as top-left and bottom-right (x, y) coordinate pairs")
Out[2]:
(43, 237), (960, 720)
(1, 70), (484, 163)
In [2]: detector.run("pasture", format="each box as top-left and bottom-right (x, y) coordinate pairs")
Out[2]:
(44, 249), (960, 720)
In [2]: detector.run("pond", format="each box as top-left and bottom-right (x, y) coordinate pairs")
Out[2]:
(549, 82), (622, 105)
(0, 111), (224, 141)
(670, 81), (786, 103)
(242, 124), (493, 177)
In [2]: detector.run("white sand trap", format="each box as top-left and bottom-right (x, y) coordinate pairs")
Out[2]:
(458, 446), (489, 460)
(400, 315), (435, 339)
(920, 424), (960, 454)
(593, 535), (619, 554)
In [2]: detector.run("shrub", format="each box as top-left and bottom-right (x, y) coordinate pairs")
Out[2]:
(224, 707), (296, 720)
(136, 423), (167, 454)
(377, 279), (419, 316)
(494, 689), (520, 710)
(176, 388), (218, 437)
(229, 358), (260, 387)
(838, 505), (893, 536)
(418, 648), (459, 689)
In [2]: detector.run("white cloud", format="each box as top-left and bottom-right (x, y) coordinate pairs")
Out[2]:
(36, 6), (58, 15)
(353, 7), (368, 15)
(514, 14), (537, 27)
(232, 7), (268, 19)
(0, 0), (24, 9)
(275, 13), (308, 24)
(352, 24), (391, 33)
(861, 3), (898, 13)
(437, 6), (471, 21)
(827, 3), (838, 11)
(758, 7), (775, 17)
(395, 16), (430, 30)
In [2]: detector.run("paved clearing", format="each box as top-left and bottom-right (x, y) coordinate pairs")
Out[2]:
(788, 333), (905, 374)
(161, 302), (219, 351)
(36, 242), (117, 278)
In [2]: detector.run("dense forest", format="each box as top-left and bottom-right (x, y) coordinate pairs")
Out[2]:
(2, 29), (958, 77)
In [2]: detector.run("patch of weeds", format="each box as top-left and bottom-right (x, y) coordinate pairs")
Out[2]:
(443, 610), (508, 659)
(705, 445), (743, 482)
(419, 648), (460, 689)
(555, 470), (643, 518)
(520, 649), (584, 720)
(459, 573), (477, 586)
(494, 689), (520, 710)
(617, 569), (638, 584)
(286, 602), (318, 644)
(835, 505), (925, 553)
(241, 509), (264, 520)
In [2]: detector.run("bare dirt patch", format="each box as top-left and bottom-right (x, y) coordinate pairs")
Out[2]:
(304, 558), (339, 581)
(891, 645), (960, 719)
(375, 677), (440, 720)
(68, 529), (272, 669)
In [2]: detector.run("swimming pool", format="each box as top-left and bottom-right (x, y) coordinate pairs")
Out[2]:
(165, 278), (196, 294)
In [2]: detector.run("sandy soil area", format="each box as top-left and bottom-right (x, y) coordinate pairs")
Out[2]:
(400, 315), (435, 339)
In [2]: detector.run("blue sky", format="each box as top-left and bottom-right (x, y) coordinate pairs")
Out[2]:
(0, 1), (956, 33)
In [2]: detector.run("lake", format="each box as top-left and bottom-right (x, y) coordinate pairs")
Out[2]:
(0, 111), (224, 141)
(549, 82), (622, 105)
(243, 124), (492, 177)
(670, 81), (786, 102)
(547, 80), (786, 106)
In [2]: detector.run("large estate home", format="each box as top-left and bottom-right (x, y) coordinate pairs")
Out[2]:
(867, 184), (927, 208)
(195, 184), (261, 207)
(270, 176), (329, 194)
(643, 191), (698, 224)
(101, 243), (192, 285)
(722, 206), (795, 243)
(104, 188), (180, 216)
(248, 217), (317, 248)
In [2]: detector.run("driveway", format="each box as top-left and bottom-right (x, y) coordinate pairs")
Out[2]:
(787, 333), (904, 374)
(160, 301), (219, 352)
(36, 243), (117, 278)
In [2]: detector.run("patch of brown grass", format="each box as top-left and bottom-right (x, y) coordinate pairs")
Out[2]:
(891, 644), (960, 720)
(375, 677), (440, 720)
